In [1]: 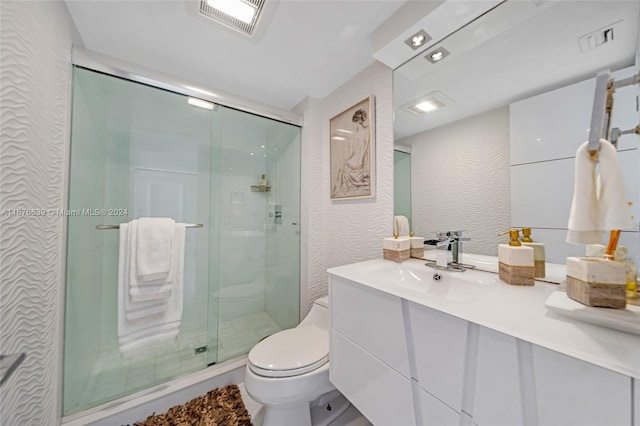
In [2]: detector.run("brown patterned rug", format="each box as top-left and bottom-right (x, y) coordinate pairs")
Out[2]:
(132, 384), (253, 426)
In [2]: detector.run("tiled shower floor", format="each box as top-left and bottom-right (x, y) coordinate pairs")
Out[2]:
(72, 312), (281, 412)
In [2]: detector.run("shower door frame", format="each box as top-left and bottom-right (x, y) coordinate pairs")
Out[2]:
(71, 47), (302, 128)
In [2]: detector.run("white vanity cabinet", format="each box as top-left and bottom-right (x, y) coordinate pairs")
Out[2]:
(330, 331), (415, 426)
(330, 275), (410, 376)
(328, 264), (638, 426)
(472, 327), (525, 426)
(473, 327), (632, 426)
(532, 345), (631, 426)
(329, 275), (415, 426)
(408, 301), (468, 413)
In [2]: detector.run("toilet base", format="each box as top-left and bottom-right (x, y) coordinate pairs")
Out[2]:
(261, 391), (350, 426)
(310, 391), (350, 426)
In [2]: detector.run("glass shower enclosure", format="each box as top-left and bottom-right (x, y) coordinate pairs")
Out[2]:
(63, 67), (300, 415)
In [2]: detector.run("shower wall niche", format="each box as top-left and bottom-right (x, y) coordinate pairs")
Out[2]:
(63, 67), (300, 416)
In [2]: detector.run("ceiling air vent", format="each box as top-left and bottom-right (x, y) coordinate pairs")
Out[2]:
(578, 20), (620, 53)
(198, 0), (266, 37)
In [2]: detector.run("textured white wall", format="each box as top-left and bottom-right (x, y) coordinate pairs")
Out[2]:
(0, 1), (79, 424)
(399, 107), (511, 256)
(296, 61), (394, 315)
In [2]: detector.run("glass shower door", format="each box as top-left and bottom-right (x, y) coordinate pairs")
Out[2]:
(64, 65), (301, 416)
(394, 150), (412, 227)
(211, 107), (300, 363)
(63, 67), (217, 415)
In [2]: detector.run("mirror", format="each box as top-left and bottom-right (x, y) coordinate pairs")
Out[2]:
(393, 0), (640, 279)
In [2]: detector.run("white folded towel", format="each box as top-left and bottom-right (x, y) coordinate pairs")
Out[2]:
(128, 220), (173, 302)
(118, 221), (186, 357)
(394, 215), (410, 236)
(136, 217), (175, 282)
(567, 139), (633, 245)
(118, 223), (168, 321)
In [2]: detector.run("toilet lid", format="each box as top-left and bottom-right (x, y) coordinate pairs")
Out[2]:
(248, 325), (329, 378)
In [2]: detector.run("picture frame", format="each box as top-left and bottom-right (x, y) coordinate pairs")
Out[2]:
(330, 96), (376, 200)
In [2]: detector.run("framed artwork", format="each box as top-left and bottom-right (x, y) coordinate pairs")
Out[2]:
(330, 96), (375, 200)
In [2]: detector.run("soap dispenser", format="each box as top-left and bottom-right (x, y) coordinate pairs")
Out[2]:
(520, 227), (545, 278)
(498, 229), (535, 285)
(615, 246), (638, 300)
(383, 233), (410, 262)
(409, 231), (425, 259)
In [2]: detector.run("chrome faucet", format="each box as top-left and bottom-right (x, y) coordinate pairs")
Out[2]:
(428, 230), (476, 272)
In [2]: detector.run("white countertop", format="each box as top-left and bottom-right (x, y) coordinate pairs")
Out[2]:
(328, 258), (640, 379)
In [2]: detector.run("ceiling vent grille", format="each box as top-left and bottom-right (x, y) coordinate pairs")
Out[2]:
(198, 0), (266, 37)
(578, 20), (619, 53)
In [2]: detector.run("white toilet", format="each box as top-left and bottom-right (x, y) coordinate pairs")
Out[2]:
(244, 296), (350, 426)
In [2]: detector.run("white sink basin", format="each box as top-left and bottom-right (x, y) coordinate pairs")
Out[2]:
(357, 260), (498, 303)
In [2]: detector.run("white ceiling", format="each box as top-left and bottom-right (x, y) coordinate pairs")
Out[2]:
(64, 0), (407, 111)
(64, 0), (638, 132)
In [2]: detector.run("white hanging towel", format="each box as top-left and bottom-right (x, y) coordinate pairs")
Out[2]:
(567, 139), (634, 245)
(117, 222), (186, 358)
(128, 219), (173, 302)
(393, 215), (410, 236)
(136, 217), (175, 282)
(118, 222), (168, 320)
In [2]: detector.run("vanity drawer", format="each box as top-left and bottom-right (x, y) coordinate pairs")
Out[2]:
(329, 275), (410, 377)
(532, 345), (631, 426)
(330, 330), (415, 426)
(473, 327), (524, 426)
(408, 301), (468, 412)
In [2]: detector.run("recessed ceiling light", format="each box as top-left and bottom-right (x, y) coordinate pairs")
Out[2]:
(404, 30), (432, 50)
(415, 101), (438, 113)
(187, 97), (215, 110)
(425, 47), (450, 64)
(403, 91), (453, 116)
(335, 128), (354, 134)
(431, 51), (444, 61)
(332, 136), (347, 141)
(412, 35), (426, 47)
(206, 0), (256, 24)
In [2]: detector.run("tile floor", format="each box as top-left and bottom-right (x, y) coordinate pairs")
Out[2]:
(70, 312), (282, 414)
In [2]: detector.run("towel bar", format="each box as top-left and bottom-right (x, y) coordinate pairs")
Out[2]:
(96, 223), (204, 230)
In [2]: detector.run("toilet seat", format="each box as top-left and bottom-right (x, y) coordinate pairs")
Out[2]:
(248, 325), (329, 378)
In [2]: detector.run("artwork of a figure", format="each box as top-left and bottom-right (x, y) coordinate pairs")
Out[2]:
(330, 98), (374, 199)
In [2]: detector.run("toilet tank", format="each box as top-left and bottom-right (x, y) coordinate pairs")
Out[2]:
(298, 296), (329, 330)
